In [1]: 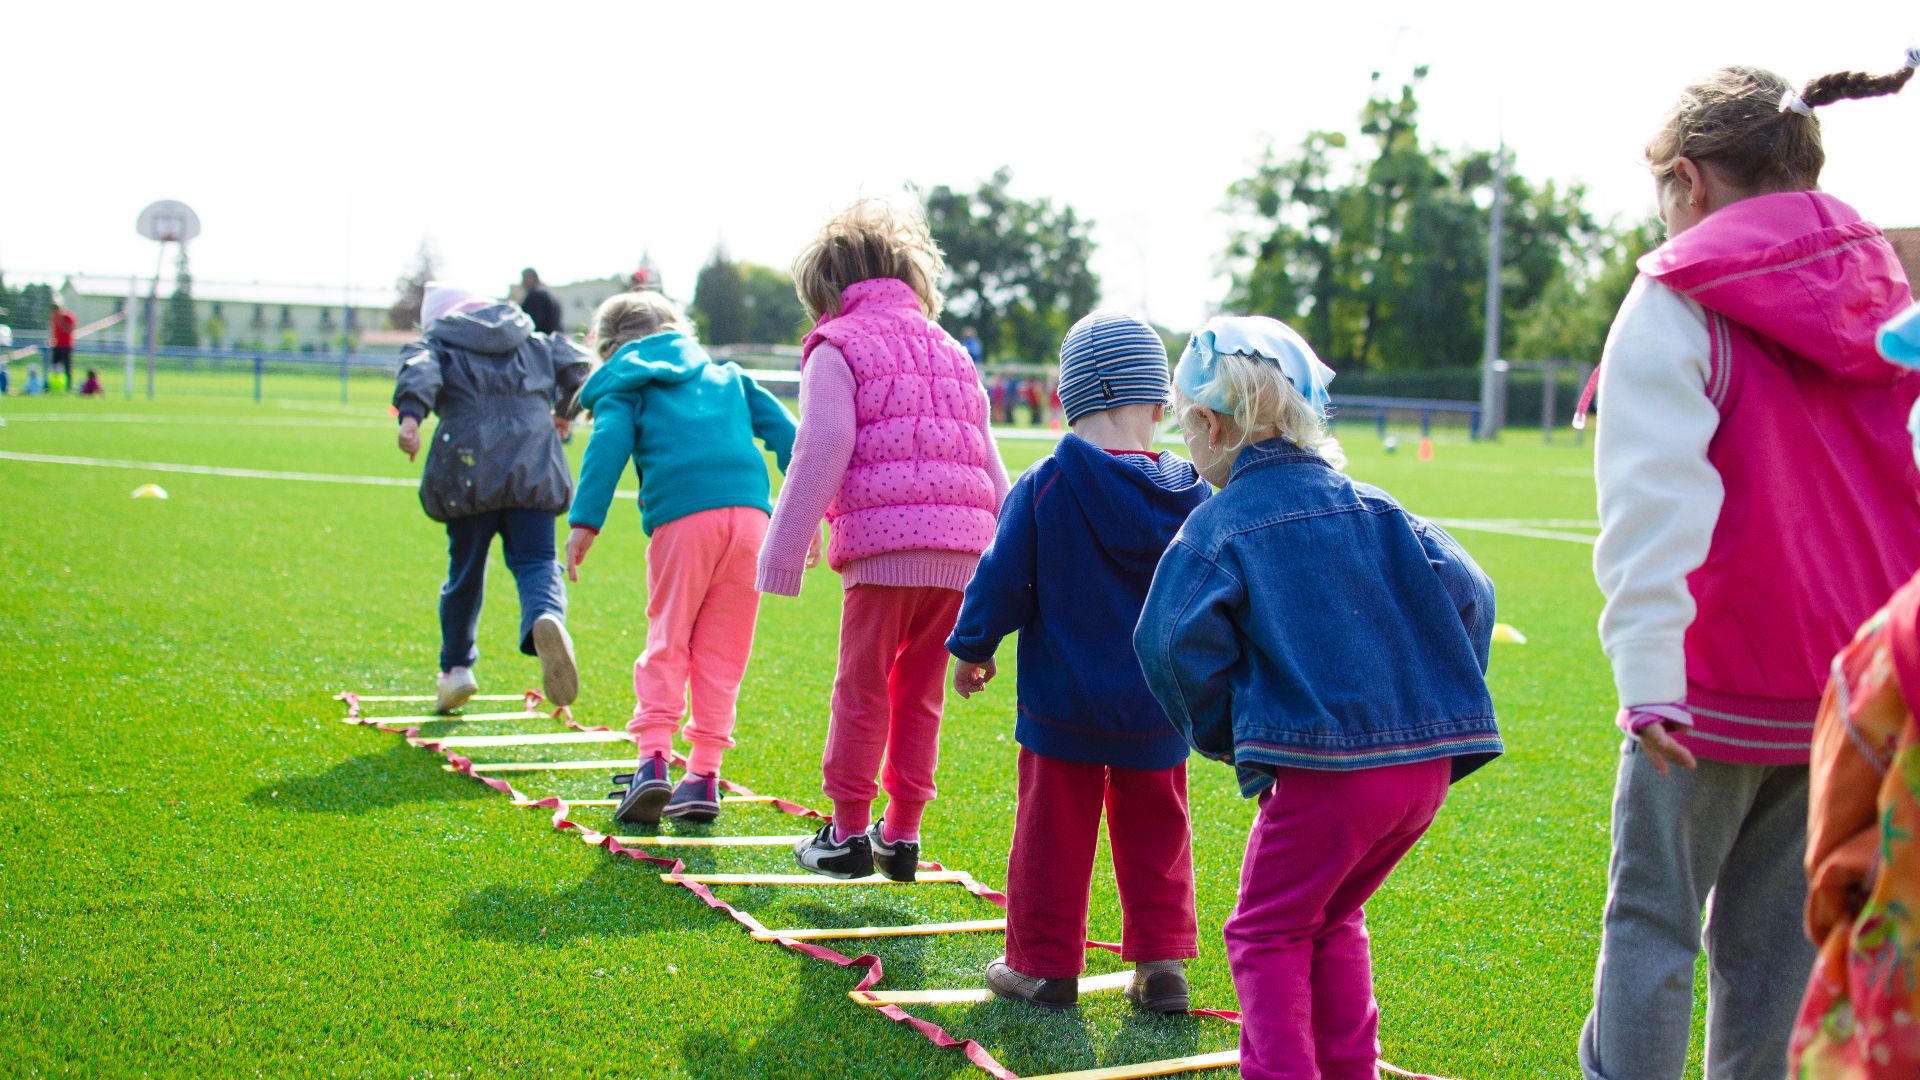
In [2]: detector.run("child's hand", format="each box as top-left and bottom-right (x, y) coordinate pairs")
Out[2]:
(397, 416), (421, 461)
(806, 523), (826, 569)
(565, 527), (595, 582)
(953, 658), (996, 698)
(1638, 722), (1698, 775)
(1619, 705), (1699, 775)
(552, 415), (571, 440)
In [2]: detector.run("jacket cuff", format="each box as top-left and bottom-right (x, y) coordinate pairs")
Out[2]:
(757, 565), (805, 597)
(396, 408), (424, 424)
(947, 637), (996, 665)
(568, 522), (599, 535)
(1609, 638), (1688, 713)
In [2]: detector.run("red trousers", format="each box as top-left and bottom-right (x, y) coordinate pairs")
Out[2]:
(1005, 747), (1199, 979)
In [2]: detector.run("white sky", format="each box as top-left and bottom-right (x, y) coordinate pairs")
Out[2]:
(4, 1), (1916, 331)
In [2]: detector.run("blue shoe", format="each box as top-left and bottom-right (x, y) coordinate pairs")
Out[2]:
(613, 753), (672, 824)
(663, 773), (721, 823)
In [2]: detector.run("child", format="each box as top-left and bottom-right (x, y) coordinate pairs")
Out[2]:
(1582, 57), (1919, 1080)
(948, 311), (1211, 1013)
(564, 292), (798, 824)
(1135, 316), (1500, 1079)
(78, 368), (103, 397)
(393, 284), (591, 714)
(759, 199), (1010, 881)
(1791, 303), (1920, 1079)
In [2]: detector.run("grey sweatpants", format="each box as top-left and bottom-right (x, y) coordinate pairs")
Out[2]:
(1578, 740), (1814, 1080)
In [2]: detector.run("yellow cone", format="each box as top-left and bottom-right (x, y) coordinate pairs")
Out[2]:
(1491, 623), (1527, 645)
(131, 483), (169, 500)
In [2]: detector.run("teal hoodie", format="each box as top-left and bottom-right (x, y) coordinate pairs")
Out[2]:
(569, 331), (797, 536)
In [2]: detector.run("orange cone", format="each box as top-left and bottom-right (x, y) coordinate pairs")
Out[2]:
(1417, 437), (1434, 461)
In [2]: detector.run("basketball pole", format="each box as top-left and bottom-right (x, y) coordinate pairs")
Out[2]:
(124, 275), (137, 399)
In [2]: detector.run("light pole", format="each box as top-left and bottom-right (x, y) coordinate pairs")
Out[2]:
(1477, 141), (1507, 440)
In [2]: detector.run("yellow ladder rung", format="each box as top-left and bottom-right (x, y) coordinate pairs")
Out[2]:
(754, 918), (1006, 942)
(452, 759), (636, 773)
(661, 871), (971, 886)
(588, 834), (810, 848)
(419, 730), (630, 749)
(850, 969), (1132, 1006)
(364, 711), (544, 724)
(509, 795), (780, 807)
(1020, 1049), (1241, 1080)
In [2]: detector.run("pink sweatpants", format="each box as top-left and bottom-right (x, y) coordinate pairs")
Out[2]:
(630, 506), (768, 778)
(1225, 759), (1451, 1080)
(822, 584), (963, 838)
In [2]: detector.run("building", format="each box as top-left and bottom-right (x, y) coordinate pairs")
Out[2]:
(59, 274), (394, 353)
(1889, 228), (1920, 298)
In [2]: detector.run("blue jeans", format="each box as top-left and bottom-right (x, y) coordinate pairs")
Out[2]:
(439, 509), (566, 672)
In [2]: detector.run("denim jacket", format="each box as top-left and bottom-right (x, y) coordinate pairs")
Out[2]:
(1134, 439), (1502, 796)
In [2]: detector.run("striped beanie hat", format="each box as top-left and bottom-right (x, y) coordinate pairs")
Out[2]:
(1056, 311), (1170, 424)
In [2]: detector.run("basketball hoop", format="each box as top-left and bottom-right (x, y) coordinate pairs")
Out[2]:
(136, 200), (202, 244)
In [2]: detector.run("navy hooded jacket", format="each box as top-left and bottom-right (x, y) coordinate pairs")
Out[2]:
(947, 433), (1210, 769)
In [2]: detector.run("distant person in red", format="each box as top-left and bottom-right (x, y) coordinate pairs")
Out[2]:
(518, 269), (562, 335)
(78, 368), (104, 397)
(49, 302), (76, 392)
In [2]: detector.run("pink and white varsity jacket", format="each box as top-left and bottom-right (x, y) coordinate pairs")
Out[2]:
(1595, 191), (1920, 765)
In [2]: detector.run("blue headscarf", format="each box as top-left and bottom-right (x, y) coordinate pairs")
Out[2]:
(1174, 315), (1334, 417)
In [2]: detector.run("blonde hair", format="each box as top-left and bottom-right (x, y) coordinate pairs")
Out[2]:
(792, 198), (946, 322)
(1646, 62), (1913, 194)
(1174, 350), (1345, 470)
(589, 291), (690, 359)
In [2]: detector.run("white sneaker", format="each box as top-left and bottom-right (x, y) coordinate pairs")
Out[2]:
(530, 615), (578, 707)
(435, 667), (478, 714)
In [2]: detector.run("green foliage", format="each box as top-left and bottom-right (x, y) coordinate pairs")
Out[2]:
(204, 314), (228, 350)
(922, 167), (1100, 363)
(740, 263), (808, 345)
(1512, 217), (1663, 363)
(1226, 69), (1603, 371)
(389, 239), (438, 331)
(164, 250), (199, 348)
(692, 246), (750, 345)
(1, 279), (54, 333)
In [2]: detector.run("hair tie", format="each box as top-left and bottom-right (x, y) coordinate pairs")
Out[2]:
(1905, 45), (1919, 70)
(1778, 87), (1815, 116)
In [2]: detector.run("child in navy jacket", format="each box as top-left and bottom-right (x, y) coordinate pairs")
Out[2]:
(948, 312), (1211, 1013)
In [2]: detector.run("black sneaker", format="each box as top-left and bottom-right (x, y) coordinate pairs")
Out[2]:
(662, 773), (721, 823)
(985, 958), (1078, 1010)
(793, 821), (873, 879)
(1123, 961), (1191, 1014)
(613, 753), (673, 824)
(866, 820), (918, 882)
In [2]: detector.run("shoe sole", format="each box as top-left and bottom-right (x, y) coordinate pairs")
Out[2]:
(435, 683), (476, 715)
(988, 986), (1077, 1011)
(1125, 992), (1191, 1014)
(615, 785), (672, 824)
(871, 857), (917, 883)
(662, 804), (721, 824)
(531, 617), (578, 707)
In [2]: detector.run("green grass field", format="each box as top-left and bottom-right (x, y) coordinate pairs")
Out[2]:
(0, 377), (1649, 1078)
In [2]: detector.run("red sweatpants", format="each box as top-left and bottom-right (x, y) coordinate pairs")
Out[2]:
(821, 584), (963, 836)
(1005, 747), (1199, 979)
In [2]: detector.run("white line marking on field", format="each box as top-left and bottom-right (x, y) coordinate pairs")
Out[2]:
(1431, 518), (1598, 545)
(0, 450), (419, 487)
(1, 413), (389, 428)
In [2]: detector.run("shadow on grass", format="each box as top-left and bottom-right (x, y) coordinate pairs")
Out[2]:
(245, 744), (488, 815)
(444, 850), (735, 946)
(956, 993), (1208, 1076)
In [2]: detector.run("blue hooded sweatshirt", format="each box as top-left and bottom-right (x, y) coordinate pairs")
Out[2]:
(569, 331), (797, 536)
(947, 433), (1211, 770)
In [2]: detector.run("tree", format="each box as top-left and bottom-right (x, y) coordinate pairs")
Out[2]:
(164, 249), (199, 348)
(691, 246), (749, 345)
(3, 280), (53, 336)
(389, 239), (438, 330)
(739, 263), (807, 344)
(1512, 217), (1661, 363)
(921, 168), (1100, 363)
(1225, 70), (1601, 371)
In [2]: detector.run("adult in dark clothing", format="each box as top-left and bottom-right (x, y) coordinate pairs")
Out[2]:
(49, 303), (76, 391)
(519, 268), (563, 335)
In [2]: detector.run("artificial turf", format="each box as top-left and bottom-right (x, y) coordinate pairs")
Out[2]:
(0, 375), (1685, 1077)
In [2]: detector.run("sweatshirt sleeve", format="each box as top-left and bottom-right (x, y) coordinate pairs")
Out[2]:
(1135, 537), (1244, 765)
(1593, 275), (1723, 709)
(744, 372), (799, 473)
(568, 391), (635, 532)
(393, 342), (441, 421)
(550, 335), (593, 418)
(756, 344), (857, 596)
(947, 467), (1040, 662)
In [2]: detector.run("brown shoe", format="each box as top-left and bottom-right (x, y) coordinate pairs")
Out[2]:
(985, 958), (1078, 1010)
(1124, 961), (1190, 1014)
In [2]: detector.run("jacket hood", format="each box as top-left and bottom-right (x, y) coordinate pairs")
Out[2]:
(426, 302), (535, 355)
(578, 331), (710, 410)
(1638, 191), (1912, 385)
(1052, 433), (1208, 572)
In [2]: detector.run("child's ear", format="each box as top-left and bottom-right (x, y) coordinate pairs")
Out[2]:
(1152, 403), (1166, 422)
(1206, 408), (1226, 447)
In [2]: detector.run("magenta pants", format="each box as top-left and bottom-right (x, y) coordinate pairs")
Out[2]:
(1005, 747), (1198, 978)
(821, 584), (962, 836)
(629, 507), (768, 777)
(1226, 759), (1450, 1080)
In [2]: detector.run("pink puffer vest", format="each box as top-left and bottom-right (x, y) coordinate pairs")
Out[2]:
(1642, 192), (1920, 764)
(802, 279), (998, 570)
